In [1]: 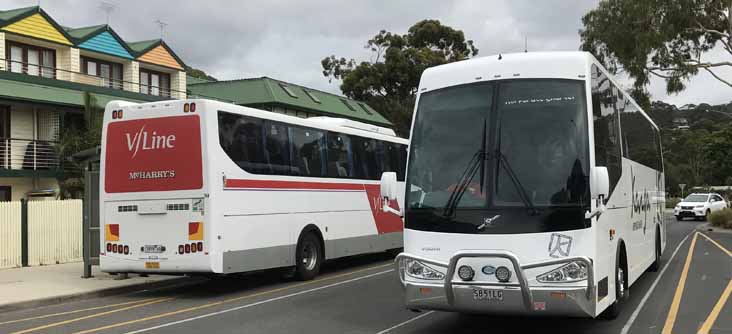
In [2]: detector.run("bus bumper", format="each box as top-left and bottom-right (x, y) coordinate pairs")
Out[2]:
(396, 251), (596, 317)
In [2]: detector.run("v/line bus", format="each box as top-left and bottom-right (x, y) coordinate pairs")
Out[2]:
(99, 99), (407, 280)
(380, 51), (665, 318)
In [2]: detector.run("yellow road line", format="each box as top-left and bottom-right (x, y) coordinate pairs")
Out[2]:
(698, 232), (732, 258)
(69, 262), (393, 334)
(9, 297), (173, 334)
(662, 232), (698, 334)
(698, 279), (732, 334)
(0, 299), (157, 326)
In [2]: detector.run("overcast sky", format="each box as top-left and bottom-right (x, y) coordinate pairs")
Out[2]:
(6, 0), (732, 106)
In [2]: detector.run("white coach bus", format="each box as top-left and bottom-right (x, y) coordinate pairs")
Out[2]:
(380, 51), (665, 318)
(100, 99), (407, 280)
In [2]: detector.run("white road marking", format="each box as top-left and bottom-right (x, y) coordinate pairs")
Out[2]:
(125, 269), (393, 334)
(375, 311), (435, 334)
(620, 232), (692, 334)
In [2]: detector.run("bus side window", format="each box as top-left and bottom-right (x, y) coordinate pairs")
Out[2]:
(264, 121), (292, 175)
(218, 112), (270, 174)
(326, 132), (353, 178)
(591, 65), (621, 199)
(351, 136), (379, 180)
(289, 126), (326, 177)
(387, 142), (405, 181)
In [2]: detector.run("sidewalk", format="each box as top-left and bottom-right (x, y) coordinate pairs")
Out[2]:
(0, 262), (194, 311)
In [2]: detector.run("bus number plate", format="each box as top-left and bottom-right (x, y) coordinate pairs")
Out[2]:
(473, 288), (503, 301)
(144, 262), (160, 269)
(143, 245), (164, 253)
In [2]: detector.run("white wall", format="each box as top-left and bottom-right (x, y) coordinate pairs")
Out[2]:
(0, 177), (59, 201)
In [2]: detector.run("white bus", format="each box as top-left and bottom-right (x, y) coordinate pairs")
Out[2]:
(380, 51), (665, 318)
(99, 99), (407, 280)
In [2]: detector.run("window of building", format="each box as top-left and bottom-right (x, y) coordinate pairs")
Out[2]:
(340, 99), (356, 111)
(357, 103), (373, 115)
(6, 42), (55, 78)
(81, 57), (123, 89)
(279, 83), (298, 98)
(139, 69), (171, 97)
(304, 89), (321, 103)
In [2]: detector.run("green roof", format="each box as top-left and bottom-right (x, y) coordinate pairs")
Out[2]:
(187, 77), (392, 126)
(126, 39), (160, 54)
(65, 24), (106, 40)
(0, 6), (36, 23)
(186, 74), (214, 85)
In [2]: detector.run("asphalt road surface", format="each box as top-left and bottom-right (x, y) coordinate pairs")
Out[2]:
(0, 213), (729, 334)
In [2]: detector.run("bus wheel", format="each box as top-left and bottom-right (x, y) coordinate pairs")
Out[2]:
(649, 229), (661, 272)
(604, 249), (628, 319)
(295, 232), (322, 281)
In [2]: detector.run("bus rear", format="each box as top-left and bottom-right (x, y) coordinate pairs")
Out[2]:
(100, 100), (210, 274)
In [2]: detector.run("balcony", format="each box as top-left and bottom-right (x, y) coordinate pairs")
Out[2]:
(0, 58), (182, 99)
(0, 138), (65, 176)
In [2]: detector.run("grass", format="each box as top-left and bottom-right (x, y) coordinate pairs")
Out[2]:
(709, 208), (732, 229)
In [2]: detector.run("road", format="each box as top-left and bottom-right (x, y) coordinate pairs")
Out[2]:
(0, 214), (729, 334)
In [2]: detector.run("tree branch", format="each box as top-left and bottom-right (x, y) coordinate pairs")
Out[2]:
(702, 67), (732, 87)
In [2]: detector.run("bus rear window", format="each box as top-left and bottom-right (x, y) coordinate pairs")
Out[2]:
(104, 115), (203, 193)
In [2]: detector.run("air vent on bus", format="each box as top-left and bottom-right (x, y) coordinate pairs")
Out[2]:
(118, 205), (138, 212)
(167, 203), (190, 211)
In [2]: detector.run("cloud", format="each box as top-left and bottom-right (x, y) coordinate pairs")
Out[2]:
(2, 0), (729, 105)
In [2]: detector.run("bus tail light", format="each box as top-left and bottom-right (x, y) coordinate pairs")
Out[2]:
(106, 243), (112, 252)
(536, 261), (588, 283)
(123, 245), (129, 255)
(404, 259), (445, 280)
(112, 244), (118, 253)
(190, 243), (197, 253)
(197, 242), (203, 252)
(185, 244), (191, 253)
(178, 245), (184, 254)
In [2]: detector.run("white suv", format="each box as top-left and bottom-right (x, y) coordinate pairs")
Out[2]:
(674, 193), (728, 221)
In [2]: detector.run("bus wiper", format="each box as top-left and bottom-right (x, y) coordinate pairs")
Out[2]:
(495, 150), (539, 216)
(442, 120), (487, 219)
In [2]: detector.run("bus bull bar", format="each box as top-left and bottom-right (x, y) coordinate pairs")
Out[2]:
(395, 250), (594, 313)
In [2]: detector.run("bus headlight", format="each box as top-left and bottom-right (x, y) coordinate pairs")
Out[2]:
(404, 259), (445, 280)
(536, 261), (588, 283)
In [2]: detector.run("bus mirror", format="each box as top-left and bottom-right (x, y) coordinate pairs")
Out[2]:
(380, 172), (398, 200)
(591, 166), (609, 199)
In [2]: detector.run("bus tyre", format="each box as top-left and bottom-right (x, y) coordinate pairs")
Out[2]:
(649, 229), (661, 272)
(295, 232), (322, 281)
(605, 251), (627, 319)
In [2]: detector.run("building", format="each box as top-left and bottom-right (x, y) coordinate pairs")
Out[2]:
(0, 6), (187, 201)
(187, 77), (393, 127)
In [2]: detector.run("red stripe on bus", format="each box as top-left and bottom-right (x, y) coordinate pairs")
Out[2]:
(224, 179), (365, 191)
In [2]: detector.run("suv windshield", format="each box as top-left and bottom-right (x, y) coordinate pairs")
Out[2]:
(406, 79), (590, 234)
(684, 194), (708, 202)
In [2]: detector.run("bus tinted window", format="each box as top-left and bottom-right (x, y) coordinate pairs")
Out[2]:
(591, 65), (622, 198)
(326, 132), (353, 177)
(290, 126), (326, 177)
(218, 112), (270, 174)
(264, 121), (293, 175)
(352, 136), (379, 179)
(619, 99), (660, 170)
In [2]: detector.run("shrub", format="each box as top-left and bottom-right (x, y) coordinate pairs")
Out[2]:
(666, 198), (681, 209)
(709, 209), (732, 229)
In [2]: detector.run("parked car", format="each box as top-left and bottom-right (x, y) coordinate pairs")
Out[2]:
(674, 193), (728, 221)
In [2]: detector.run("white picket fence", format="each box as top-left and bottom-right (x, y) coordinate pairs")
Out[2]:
(0, 199), (83, 268)
(0, 201), (22, 269)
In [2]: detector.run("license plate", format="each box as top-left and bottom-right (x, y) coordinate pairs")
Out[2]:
(143, 245), (164, 253)
(144, 262), (160, 269)
(473, 288), (503, 301)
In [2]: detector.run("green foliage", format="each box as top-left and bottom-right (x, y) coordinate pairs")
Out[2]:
(666, 197), (681, 208)
(186, 66), (217, 81)
(709, 208), (732, 228)
(580, 0), (732, 95)
(321, 20), (478, 136)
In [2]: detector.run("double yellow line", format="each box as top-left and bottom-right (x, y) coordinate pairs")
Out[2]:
(662, 232), (732, 334)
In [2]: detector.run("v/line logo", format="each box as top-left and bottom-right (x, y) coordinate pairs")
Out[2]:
(125, 125), (176, 158)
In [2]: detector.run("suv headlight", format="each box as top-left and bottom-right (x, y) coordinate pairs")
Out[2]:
(537, 261), (588, 283)
(695, 205), (704, 208)
(403, 259), (445, 280)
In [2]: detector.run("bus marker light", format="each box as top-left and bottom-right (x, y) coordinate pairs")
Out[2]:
(458, 265), (475, 281)
(609, 229), (616, 240)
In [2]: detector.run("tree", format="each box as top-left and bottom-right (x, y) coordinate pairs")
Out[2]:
(321, 20), (478, 135)
(580, 0), (732, 97)
(186, 66), (217, 81)
(704, 125), (732, 183)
